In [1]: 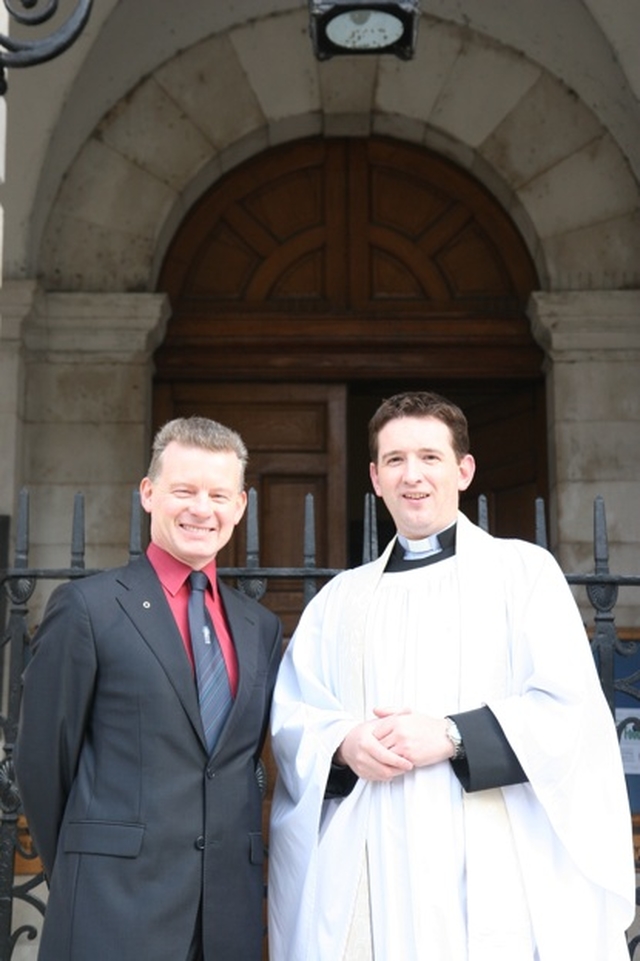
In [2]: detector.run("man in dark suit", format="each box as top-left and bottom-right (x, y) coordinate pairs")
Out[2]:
(15, 416), (282, 961)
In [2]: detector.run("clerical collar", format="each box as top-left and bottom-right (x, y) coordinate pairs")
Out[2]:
(385, 524), (457, 573)
(398, 532), (440, 559)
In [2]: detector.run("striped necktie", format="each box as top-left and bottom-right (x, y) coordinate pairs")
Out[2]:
(188, 571), (233, 753)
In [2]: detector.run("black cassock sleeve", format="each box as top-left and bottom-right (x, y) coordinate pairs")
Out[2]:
(323, 529), (528, 798)
(448, 706), (527, 792)
(325, 761), (359, 798)
(323, 705), (527, 798)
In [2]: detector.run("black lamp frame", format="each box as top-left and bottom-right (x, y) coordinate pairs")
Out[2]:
(309, 0), (419, 61)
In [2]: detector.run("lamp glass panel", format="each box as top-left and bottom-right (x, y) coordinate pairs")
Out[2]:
(325, 10), (404, 49)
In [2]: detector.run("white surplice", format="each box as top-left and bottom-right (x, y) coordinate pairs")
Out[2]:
(268, 513), (635, 961)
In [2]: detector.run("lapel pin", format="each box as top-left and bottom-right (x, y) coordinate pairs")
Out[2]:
(143, 601), (151, 609)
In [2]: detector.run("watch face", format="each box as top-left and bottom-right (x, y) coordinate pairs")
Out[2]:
(325, 10), (405, 50)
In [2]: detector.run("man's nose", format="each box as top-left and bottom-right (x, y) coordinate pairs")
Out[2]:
(402, 455), (422, 481)
(188, 491), (212, 513)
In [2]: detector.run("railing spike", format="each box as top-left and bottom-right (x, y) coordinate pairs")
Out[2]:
(303, 494), (316, 567)
(303, 493), (317, 605)
(535, 497), (548, 551)
(362, 493), (378, 564)
(15, 488), (29, 568)
(370, 494), (378, 561)
(236, 488), (266, 601)
(362, 492), (379, 563)
(477, 494), (489, 532)
(363, 494), (371, 564)
(246, 488), (260, 567)
(593, 495), (610, 574)
(128, 490), (143, 560)
(70, 493), (86, 570)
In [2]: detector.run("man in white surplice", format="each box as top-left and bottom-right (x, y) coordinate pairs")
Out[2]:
(268, 391), (635, 961)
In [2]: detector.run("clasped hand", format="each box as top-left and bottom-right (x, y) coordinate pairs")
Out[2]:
(335, 708), (454, 782)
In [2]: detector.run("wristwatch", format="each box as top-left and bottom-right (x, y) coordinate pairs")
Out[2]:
(444, 716), (466, 760)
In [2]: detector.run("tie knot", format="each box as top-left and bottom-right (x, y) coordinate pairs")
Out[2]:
(189, 570), (209, 593)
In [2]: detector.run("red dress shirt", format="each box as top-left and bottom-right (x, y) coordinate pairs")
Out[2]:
(146, 542), (239, 696)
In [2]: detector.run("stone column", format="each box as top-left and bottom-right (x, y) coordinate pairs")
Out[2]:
(530, 291), (640, 627)
(0, 281), (35, 517)
(0, 42), (15, 517)
(23, 289), (170, 590)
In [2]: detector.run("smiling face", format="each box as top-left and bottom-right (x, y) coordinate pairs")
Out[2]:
(139, 441), (247, 570)
(369, 415), (475, 540)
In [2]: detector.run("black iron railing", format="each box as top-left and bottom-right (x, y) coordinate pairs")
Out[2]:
(1, 488), (639, 959)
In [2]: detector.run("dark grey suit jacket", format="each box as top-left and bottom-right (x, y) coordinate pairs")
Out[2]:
(14, 555), (282, 961)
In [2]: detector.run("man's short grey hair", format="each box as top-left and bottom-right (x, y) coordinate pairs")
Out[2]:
(147, 417), (248, 487)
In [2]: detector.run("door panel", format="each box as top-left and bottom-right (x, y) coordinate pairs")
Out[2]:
(460, 383), (548, 541)
(154, 381), (347, 636)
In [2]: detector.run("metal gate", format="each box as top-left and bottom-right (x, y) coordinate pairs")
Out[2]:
(1, 489), (639, 959)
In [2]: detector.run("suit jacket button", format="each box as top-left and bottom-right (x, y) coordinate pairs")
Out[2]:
(195, 836), (205, 851)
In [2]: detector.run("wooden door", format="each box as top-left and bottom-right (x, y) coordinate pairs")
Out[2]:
(155, 135), (545, 558)
(460, 383), (549, 540)
(153, 381), (347, 636)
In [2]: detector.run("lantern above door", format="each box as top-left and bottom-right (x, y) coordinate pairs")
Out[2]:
(309, 1), (420, 60)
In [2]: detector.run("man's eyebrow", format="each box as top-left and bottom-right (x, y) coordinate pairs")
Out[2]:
(380, 446), (441, 458)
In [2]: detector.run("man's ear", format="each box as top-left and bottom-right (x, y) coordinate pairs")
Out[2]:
(234, 489), (248, 525)
(457, 454), (476, 492)
(139, 476), (153, 514)
(369, 461), (382, 497)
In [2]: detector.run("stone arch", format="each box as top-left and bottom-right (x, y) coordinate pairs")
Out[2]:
(37, 11), (640, 295)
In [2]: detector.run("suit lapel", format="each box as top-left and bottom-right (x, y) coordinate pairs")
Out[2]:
(113, 558), (262, 759)
(114, 557), (205, 746)
(215, 581), (259, 755)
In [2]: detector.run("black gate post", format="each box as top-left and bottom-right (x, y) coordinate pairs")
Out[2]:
(0, 492), (44, 960)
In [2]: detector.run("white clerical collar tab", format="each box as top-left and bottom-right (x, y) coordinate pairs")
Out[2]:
(398, 533), (439, 555)
(398, 523), (457, 560)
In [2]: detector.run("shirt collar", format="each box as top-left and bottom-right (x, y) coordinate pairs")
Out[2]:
(146, 542), (219, 599)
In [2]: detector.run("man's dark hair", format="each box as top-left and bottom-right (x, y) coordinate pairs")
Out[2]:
(368, 391), (470, 463)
